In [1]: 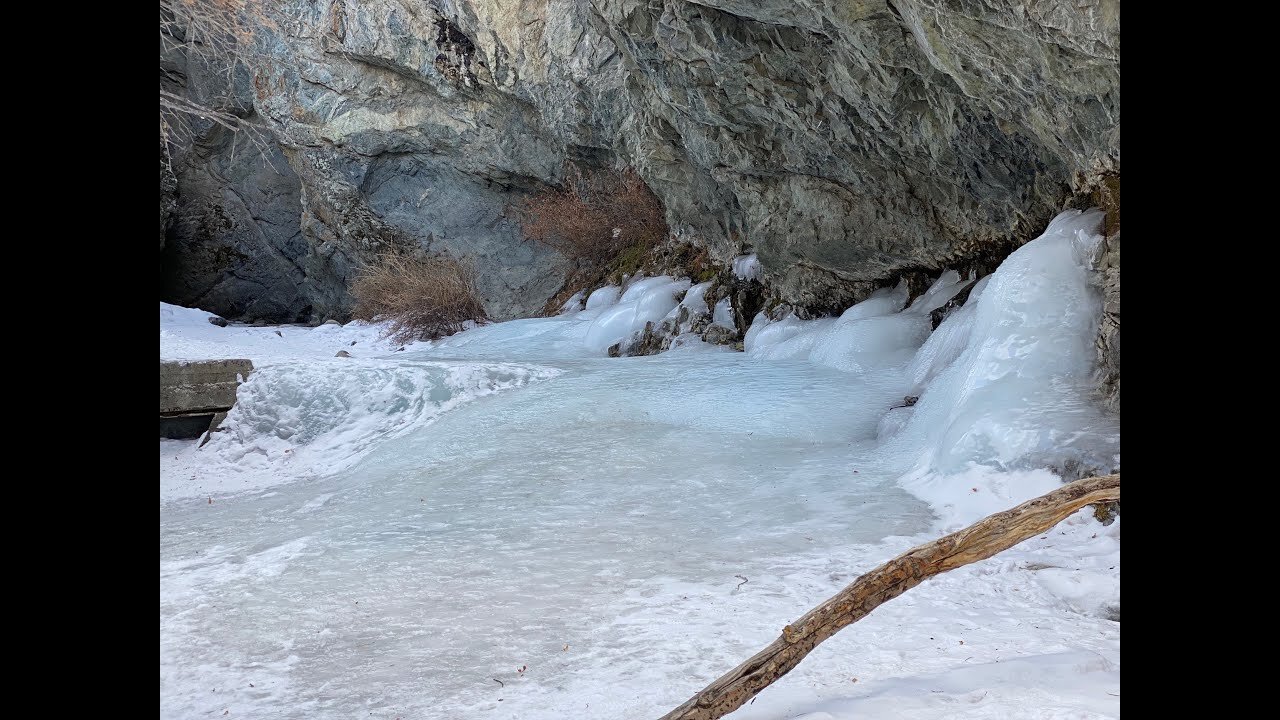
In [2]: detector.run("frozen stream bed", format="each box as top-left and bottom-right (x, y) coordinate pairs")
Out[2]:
(161, 211), (1120, 719)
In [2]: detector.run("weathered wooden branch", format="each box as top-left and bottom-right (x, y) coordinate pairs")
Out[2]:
(658, 474), (1121, 720)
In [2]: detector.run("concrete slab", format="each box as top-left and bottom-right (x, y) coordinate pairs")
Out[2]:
(160, 359), (253, 415)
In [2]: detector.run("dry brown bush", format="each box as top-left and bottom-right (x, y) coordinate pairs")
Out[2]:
(350, 253), (488, 343)
(517, 166), (669, 270)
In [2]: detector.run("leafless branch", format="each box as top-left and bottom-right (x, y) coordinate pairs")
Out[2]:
(159, 0), (284, 162)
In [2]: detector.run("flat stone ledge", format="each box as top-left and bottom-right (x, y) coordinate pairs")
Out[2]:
(160, 359), (253, 415)
(160, 360), (253, 439)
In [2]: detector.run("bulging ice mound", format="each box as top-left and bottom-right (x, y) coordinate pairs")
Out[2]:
(746, 210), (1118, 503)
(162, 360), (561, 501)
(886, 209), (1118, 480)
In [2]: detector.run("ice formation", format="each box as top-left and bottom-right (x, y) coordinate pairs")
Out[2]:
(711, 297), (735, 328)
(581, 276), (691, 352)
(732, 253), (763, 280)
(161, 210), (1119, 720)
(742, 209), (1117, 481)
(558, 290), (586, 314)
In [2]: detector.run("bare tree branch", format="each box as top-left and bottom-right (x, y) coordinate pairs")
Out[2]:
(159, 90), (243, 131)
(159, 0), (281, 161)
(658, 474), (1121, 720)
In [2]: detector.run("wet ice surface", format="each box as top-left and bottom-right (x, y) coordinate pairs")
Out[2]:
(161, 348), (935, 718)
(160, 210), (1119, 719)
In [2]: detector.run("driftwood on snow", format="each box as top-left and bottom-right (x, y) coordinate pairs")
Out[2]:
(658, 474), (1121, 720)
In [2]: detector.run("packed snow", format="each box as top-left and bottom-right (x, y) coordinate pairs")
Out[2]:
(160, 210), (1119, 719)
(160, 307), (561, 501)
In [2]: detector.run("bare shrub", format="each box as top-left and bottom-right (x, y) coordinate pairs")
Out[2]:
(517, 166), (669, 270)
(350, 253), (488, 343)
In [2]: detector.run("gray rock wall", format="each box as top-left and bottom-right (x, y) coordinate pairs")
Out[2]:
(1093, 230), (1120, 414)
(163, 0), (1119, 330)
(161, 25), (350, 323)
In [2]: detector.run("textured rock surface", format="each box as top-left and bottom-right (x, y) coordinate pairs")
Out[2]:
(161, 27), (350, 323)
(165, 0), (1119, 329)
(1092, 230), (1120, 413)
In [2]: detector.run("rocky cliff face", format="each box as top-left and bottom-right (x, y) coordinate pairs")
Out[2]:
(161, 25), (351, 323)
(1094, 230), (1120, 413)
(163, 0), (1119, 330)
(1088, 175), (1120, 414)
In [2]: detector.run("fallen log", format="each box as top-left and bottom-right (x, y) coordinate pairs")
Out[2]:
(658, 474), (1121, 720)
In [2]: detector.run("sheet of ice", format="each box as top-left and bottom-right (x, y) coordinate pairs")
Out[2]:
(161, 211), (1119, 720)
(905, 276), (991, 388)
(162, 348), (936, 718)
(746, 309), (928, 375)
(744, 311), (802, 354)
(667, 333), (732, 353)
(162, 455), (1117, 720)
(745, 274), (973, 376)
(712, 296), (735, 328)
(733, 253), (763, 280)
(839, 282), (908, 322)
(742, 209), (1117, 490)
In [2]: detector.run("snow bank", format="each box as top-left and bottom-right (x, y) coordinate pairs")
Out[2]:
(160, 302), (393, 362)
(159, 302), (222, 326)
(162, 360), (560, 501)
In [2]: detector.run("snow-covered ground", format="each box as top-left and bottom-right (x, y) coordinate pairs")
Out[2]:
(160, 210), (1119, 719)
